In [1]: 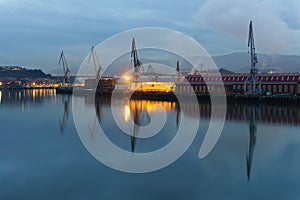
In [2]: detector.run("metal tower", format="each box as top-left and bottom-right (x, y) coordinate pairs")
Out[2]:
(131, 38), (143, 89)
(88, 46), (103, 79)
(244, 21), (261, 94)
(58, 51), (70, 85)
(131, 38), (143, 71)
(176, 60), (181, 82)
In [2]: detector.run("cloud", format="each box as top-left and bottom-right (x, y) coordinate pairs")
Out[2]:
(281, 0), (300, 29)
(1, 0), (300, 72)
(0, 0), (202, 72)
(194, 0), (298, 54)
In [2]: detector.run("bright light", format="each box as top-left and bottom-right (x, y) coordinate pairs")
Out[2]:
(0, 81), (2, 86)
(124, 105), (130, 122)
(124, 75), (131, 81)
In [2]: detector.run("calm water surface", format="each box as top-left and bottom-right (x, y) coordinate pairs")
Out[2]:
(0, 89), (300, 200)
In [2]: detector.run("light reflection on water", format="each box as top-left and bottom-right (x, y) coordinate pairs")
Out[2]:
(1, 89), (300, 199)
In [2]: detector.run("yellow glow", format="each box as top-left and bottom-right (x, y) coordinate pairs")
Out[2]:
(0, 91), (2, 103)
(138, 82), (172, 93)
(146, 102), (153, 112)
(126, 99), (174, 116)
(0, 81), (2, 86)
(124, 75), (131, 81)
(124, 105), (130, 122)
(32, 89), (36, 100)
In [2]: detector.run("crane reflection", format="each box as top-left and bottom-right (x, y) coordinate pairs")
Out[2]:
(59, 94), (70, 134)
(244, 105), (260, 180)
(93, 96), (178, 153)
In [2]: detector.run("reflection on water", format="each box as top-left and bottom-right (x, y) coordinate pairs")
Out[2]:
(92, 96), (300, 178)
(0, 89), (55, 106)
(92, 96), (180, 153)
(92, 96), (300, 126)
(2, 91), (300, 199)
(59, 95), (71, 134)
(244, 106), (259, 180)
(0, 89), (72, 135)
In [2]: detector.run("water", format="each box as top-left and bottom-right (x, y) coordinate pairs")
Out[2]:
(1, 89), (300, 199)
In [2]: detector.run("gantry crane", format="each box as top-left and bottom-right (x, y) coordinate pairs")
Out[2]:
(58, 51), (71, 85)
(88, 46), (103, 79)
(244, 21), (261, 94)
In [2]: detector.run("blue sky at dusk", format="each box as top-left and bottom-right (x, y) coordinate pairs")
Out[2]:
(0, 0), (300, 73)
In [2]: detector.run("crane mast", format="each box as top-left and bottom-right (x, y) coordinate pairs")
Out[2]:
(176, 60), (181, 82)
(248, 21), (258, 80)
(131, 38), (143, 89)
(88, 46), (103, 79)
(131, 38), (143, 74)
(244, 21), (261, 94)
(58, 51), (70, 85)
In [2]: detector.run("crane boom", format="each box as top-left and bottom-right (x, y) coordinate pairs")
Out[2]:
(244, 21), (261, 94)
(88, 46), (103, 78)
(248, 21), (258, 76)
(58, 51), (70, 85)
(131, 38), (142, 73)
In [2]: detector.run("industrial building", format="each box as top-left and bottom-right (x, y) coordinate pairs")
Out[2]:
(176, 73), (300, 96)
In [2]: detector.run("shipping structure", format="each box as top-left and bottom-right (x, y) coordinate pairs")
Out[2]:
(176, 73), (300, 96)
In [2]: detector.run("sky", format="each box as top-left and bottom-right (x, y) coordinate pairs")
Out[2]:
(0, 0), (300, 74)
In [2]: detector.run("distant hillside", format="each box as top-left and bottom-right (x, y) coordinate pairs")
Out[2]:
(212, 52), (300, 73)
(0, 66), (52, 79)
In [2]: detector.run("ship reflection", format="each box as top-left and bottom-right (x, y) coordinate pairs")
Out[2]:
(130, 99), (151, 152)
(91, 96), (300, 173)
(89, 97), (104, 140)
(59, 94), (70, 134)
(93, 96), (178, 153)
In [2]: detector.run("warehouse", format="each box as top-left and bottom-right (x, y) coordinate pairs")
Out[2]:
(176, 73), (300, 96)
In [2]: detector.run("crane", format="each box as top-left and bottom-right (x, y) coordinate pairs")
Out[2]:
(131, 37), (143, 89)
(88, 46), (103, 79)
(59, 95), (70, 134)
(244, 21), (261, 94)
(176, 60), (182, 82)
(131, 38), (143, 75)
(58, 51), (70, 85)
(248, 20), (258, 79)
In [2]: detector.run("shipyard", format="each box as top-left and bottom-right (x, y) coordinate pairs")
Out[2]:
(1, 21), (299, 103)
(72, 21), (300, 103)
(2, 0), (300, 199)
